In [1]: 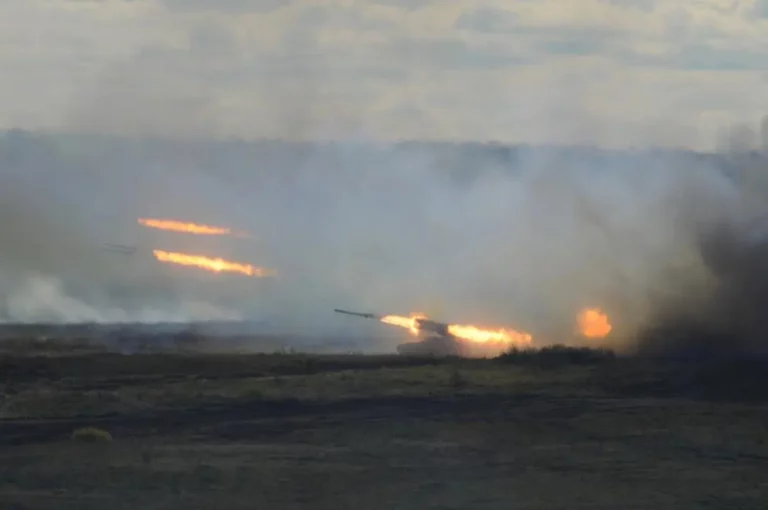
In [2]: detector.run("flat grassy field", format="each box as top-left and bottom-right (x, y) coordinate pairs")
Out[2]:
(1, 346), (767, 509)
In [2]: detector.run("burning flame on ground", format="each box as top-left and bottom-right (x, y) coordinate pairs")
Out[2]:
(139, 218), (250, 238)
(577, 307), (612, 339)
(152, 250), (274, 277)
(380, 312), (533, 347)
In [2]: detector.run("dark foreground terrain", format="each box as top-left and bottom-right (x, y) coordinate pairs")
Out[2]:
(1, 343), (767, 509)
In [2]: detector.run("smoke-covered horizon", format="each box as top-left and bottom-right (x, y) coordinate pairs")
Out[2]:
(3, 129), (768, 355)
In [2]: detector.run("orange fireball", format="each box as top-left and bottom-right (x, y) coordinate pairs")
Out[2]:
(577, 307), (612, 339)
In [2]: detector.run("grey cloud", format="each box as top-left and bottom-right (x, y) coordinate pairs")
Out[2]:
(109, 24), (524, 94)
(454, 7), (518, 34)
(541, 38), (612, 56)
(384, 37), (530, 70)
(602, 0), (656, 12)
(517, 26), (625, 60)
(369, 0), (436, 10)
(161, 0), (285, 13)
(622, 45), (768, 71)
(65, 43), (222, 138)
(754, 0), (768, 17)
(455, 5), (767, 71)
(186, 23), (239, 57)
(295, 4), (397, 31)
(455, 7), (627, 60)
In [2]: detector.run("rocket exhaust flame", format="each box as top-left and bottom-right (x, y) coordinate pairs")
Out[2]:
(337, 308), (609, 350)
(381, 313), (427, 336)
(447, 323), (533, 345)
(152, 250), (274, 277)
(577, 307), (612, 339)
(380, 312), (533, 347)
(138, 218), (250, 238)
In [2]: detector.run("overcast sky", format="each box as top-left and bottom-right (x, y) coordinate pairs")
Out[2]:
(1, 0), (768, 149)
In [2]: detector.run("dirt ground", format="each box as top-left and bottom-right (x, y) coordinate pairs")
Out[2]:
(0, 350), (767, 509)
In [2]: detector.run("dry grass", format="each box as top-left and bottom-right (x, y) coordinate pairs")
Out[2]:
(71, 427), (113, 443)
(1, 348), (767, 509)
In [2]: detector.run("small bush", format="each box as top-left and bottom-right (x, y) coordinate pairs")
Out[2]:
(245, 388), (264, 398)
(448, 369), (468, 389)
(71, 427), (113, 443)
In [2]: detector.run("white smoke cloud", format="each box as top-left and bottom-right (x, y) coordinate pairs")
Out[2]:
(3, 125), (768, 356)
(3, 274), (242, 324)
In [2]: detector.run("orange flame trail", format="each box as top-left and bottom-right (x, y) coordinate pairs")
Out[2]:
(152, 250), (274, 277)
(380, 312), (533, 347)
(138, 218), (249, 238)
(447, 324), (532, 346)
(577, 307), (612, 339)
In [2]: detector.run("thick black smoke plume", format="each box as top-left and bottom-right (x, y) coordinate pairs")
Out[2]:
(636, 150), (768, 358)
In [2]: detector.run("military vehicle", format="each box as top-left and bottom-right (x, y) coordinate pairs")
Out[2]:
(334, 308), (467, 357)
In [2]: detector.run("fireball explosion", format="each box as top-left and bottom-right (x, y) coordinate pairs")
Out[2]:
(577, 308), (612, 339)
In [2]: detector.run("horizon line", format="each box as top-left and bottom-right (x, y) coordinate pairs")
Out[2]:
(0, 126), (729, 156)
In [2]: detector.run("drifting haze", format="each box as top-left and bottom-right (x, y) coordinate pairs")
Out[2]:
(2, 1), (768, 355)
(3, 130), (768, 356)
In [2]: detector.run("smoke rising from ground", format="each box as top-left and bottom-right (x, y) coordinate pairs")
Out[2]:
(3, 126), (768, 355)
(5, 34), (768, 351)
